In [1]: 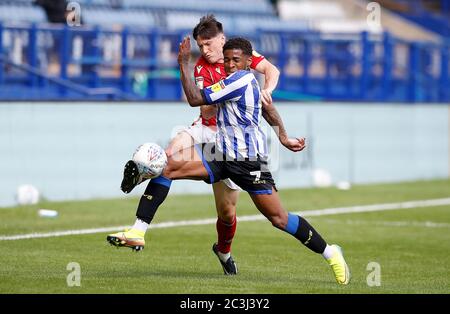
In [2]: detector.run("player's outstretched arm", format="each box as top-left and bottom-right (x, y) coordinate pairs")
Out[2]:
(262, 101), (306, 152)
(178, 36), (204, 107)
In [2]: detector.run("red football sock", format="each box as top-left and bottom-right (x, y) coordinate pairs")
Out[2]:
(216, 216), (236, 254)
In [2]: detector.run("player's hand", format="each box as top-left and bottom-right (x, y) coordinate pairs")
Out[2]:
(178, 36), (191, 65)
(261, 89), (273, 107)
(282, 137), (306, 152)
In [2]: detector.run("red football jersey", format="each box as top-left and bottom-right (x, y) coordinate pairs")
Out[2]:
(193, 51), (265, 126)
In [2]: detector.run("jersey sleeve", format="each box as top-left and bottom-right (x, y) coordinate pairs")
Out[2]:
(201, 71), (253, 105)
(250, 50), (265, 69)
(193, 62), (214, 89)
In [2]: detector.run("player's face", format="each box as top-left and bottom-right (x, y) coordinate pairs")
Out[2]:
(223, 49), (252, 75)
(196, 33), (225, 64)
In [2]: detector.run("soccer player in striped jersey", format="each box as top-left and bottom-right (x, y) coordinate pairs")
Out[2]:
(109, 15), (279, 275)
(111, 36), (350, 284)
(176, 36), (350, 285)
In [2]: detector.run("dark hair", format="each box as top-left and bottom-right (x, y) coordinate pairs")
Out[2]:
(192, 14), (223, 40)
(222, 37), (253, 56)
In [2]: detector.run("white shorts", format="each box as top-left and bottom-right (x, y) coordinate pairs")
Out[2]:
(181, 121), (216, 144)
(179, 123), (240, 191)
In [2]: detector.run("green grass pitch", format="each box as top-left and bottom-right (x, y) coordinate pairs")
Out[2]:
(0, 179), (449, 293)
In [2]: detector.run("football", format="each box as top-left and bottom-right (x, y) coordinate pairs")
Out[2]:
(132, 143), (168, 179)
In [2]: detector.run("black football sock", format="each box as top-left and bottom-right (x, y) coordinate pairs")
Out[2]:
(283, 213), (327, 254)
(136, 175), (172, 224)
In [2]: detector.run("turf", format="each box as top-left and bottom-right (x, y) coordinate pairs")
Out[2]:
(0, 179), (449, 293)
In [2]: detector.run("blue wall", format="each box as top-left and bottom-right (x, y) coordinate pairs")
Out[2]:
(0, 102), (448, 207)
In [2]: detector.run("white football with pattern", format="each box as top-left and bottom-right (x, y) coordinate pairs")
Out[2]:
(132, 143), (168, 179)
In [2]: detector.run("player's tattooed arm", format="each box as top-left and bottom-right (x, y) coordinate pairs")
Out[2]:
(262, 102), (288, 142)
(178, 36), (204, 107)
(262, 102), (306, 152)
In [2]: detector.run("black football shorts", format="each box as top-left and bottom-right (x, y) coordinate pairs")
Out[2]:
(195, 143), (277, 195)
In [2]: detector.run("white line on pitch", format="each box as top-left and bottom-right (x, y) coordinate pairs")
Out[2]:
(0, 197), (449, 241)
(315, 219), (450, 229)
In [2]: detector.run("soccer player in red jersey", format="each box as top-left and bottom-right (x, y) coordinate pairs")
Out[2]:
(109, 15), (280, 275)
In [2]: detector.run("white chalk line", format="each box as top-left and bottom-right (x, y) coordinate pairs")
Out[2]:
(314, 219), (450, 229)
(1, 197), (449, 241)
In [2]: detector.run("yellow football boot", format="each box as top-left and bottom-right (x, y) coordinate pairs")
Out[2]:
(326, 244), (350, 285)
(107, 228), (145, 252)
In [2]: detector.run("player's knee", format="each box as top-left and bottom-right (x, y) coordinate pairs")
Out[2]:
(164, 138), (180, 158)
(217, 203), (236, 223)
(269, 213), (288, 230)
(164, 147), (173, 158)
(165, 132), (192, 158)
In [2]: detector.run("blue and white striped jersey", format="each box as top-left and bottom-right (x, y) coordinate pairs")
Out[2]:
(201, 70), (268, 160)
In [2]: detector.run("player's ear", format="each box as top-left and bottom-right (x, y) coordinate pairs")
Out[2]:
(246, 56), (252, 70)
(220, 33), (225, 46)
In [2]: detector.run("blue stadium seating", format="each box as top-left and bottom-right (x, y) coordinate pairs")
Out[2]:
(82, 7), (157, 27)
(387, 0), (450, 37)
(0, 0), (448, 102)
(0, 3), (47, 23)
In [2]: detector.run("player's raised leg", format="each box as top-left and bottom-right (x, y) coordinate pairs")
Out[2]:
(120, 130), (195, 195)
(249, 188), (350, 285)
(107, 143), (209, 250)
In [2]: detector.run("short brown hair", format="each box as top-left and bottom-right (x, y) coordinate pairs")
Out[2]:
(192, 14), (223, 40)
